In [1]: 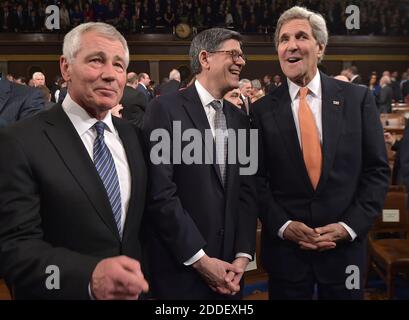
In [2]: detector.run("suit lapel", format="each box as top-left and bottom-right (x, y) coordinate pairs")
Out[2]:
(0, 80), (11, 115)
(317, 72), (344, 192)
(181, 86), (225, 189)
(43, 105), (121, 240)
(114, 119), (147, 240)
(272, 83), (312, 188)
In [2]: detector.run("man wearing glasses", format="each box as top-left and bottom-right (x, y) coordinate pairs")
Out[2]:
(143, 28), (257, 299)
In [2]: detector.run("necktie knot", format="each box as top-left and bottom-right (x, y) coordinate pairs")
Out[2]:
(210, 100), (223, 111)
(299, 87), (309, 100)
(94, 121), (106, 137)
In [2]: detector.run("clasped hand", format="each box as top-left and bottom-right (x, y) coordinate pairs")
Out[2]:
(283, 221), (350, 251)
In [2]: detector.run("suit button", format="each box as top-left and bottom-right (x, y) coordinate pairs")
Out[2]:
(218, 229), (225, 236)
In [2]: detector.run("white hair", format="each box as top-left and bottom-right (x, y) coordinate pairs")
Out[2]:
(169, 69), (181, 81)
(274, 6), (328, 63)
(62, 22), (129, 68)
(32, 72), (45, 79)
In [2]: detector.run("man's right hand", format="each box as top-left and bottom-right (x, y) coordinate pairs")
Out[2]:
(90, 256), (149, 300)
(283, 221), (321, 249)
(192, 254), (243, 295)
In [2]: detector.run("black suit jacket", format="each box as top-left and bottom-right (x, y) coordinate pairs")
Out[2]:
(142, 85), (257, 299)
(351, 74), (363, 85)
(136, 84), (152, 105)
(0, 104), (148, 299)
(402, 80), (409, 99)
(0, 79), (44, 126)
(158, 79), (181, 96)
(120, 85), (146, 128)
(252, 72), (390, 283)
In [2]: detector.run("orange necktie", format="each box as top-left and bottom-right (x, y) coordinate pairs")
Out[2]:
(298, 87), (322, 189)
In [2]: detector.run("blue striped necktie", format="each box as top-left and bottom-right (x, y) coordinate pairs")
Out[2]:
(93, 121), (122, 237)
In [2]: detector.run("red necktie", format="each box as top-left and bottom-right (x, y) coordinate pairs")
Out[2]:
(298, 87), (322, 189)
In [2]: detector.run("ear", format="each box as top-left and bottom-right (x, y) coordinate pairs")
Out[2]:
(198, 50), (210, 71)
(317, 43), (325, 60)
(60, 56), (71, 82)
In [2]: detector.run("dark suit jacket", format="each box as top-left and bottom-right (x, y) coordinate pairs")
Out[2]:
(402, 80), (409, 99)
(351, 74), (363, 85)
(120, 85), (146, 128)
(0, 104), (148, 299)
(142, 85), (257, 299)
(0, 79), (44, 126)
(252, 72), (390, 284)
(158, 79), (181, 96)
(136, 84), (152, 105)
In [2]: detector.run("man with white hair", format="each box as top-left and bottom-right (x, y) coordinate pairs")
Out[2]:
(158, 68), (181, 96)
(238, 78), (252, 115)
(252, 6), (389, 299)
(0, 22), (149, 300)
(32, 72), (45, 87)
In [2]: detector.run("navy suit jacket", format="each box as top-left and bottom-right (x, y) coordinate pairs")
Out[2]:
(142, 85), (257, 299)
(136, 84), (152, 105)
(252, 72), (390, 283)
(0, 79), (44, 126)
(0, 104), (148, 299)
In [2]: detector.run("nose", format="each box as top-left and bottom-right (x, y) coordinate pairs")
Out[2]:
(287, 37), (298, 51)
(237, 55), (246, 66)
(101, 63), (117, 83)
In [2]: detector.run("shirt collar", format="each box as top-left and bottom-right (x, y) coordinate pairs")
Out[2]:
(62, 93), (116, 137)
(287, 70), (321, 102)
(194, 80), (223, 107)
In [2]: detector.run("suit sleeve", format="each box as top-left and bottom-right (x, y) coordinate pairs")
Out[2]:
(340, 88), (390, 238)
(142, 98), (206, 264)
(251, 103), (292, 236)
(0, 132), (101, 299)
(18, 87), (45, 121)
(234, 114), (258, 257)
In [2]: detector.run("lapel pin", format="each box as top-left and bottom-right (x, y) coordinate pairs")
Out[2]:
(333, 100), (340, 105)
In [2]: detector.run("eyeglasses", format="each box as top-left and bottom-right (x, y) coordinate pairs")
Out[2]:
(208, 50), (246, 63)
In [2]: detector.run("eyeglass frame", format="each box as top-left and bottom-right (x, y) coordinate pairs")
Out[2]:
(207, 50), (246, 63)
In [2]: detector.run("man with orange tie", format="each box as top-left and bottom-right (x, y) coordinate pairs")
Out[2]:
(252, 6), (390, 300)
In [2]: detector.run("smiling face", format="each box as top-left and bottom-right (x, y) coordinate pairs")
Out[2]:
(60, 31), (127, 119)
(224, 88), (243, 108)
(277, 19), (324, 86)
(198, 39), (245, 98)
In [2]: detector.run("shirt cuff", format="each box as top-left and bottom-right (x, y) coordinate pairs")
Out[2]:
(338, 222), (357, 241)
(235, 252), (252, 261)
(278, 220), (292, 239)
(184, 249), (205, 266)
(88, 283), (96, 300)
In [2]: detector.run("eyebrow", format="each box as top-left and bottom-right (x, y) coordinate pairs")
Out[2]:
(86, 51), (126, 64)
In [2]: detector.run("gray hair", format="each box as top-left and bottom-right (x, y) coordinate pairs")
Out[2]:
(251, 79), (262, 90)
(189, 28), (242, 75)
(169, 69), (181, 81)
(63, 22), (129, 68)
(32, 72), (45, 79)
(274, 6), (328, 63)
(239, 78), (251, 88)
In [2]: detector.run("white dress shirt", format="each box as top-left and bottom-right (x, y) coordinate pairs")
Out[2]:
(278, 72), (357, 241)
(183, 81), (252, 266)
(62, 94), (131, 232)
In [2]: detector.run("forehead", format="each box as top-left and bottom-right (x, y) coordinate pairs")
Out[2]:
(279, 19), (313, 36)
(78, 31), (126, 57)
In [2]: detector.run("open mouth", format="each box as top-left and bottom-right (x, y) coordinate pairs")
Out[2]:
(287, 57), (302, 63)
(230, 69), (240, 76)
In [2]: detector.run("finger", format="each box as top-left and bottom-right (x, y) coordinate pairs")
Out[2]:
(225, 271), (235, 283)
(223, 261), (243, 274)
(117, 256), (142, 274)
(216, 286), (232, 295)
(298, 241), (318, 250)
(232, 273), (243, 286)
(313, 233), (336, 243)
(315, 225), (335, 235)
(316, 241), (336, 249)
